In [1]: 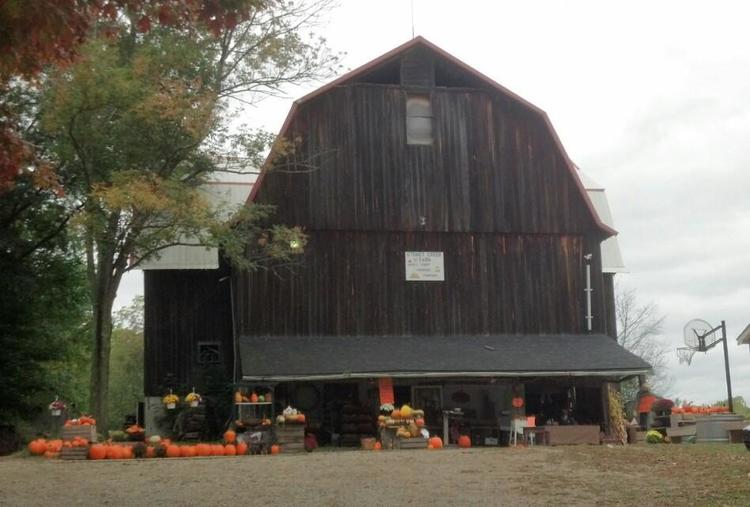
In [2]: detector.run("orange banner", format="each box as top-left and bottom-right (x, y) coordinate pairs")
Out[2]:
(378, 377), (394, 405)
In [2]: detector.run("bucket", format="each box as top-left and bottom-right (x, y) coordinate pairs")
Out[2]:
(695, 414), (745, 443)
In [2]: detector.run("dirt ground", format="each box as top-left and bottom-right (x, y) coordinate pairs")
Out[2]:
(1, 444), (749, 506)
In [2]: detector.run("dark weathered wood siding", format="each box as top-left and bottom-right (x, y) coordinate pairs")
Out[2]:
(234, 231), (604, 336)
(242, 83), (609, 337)
(144, 269), (233, 396)
(256, 84), (598, 235)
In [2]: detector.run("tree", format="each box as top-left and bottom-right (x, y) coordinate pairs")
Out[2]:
(109, 296), (145, 430)
(616, 284), (671, 409)
(1, 0), (265, 190)
(0, 171), (90, 433)
(39, 1), (338, 429)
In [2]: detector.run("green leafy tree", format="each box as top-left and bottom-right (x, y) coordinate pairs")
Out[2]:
(40, 1), (338, 429)
(0, 171), (90, 434)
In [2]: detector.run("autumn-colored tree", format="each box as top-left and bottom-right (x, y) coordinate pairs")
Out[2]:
(1, 0), (265, 190)
(40, 1), (338, 429)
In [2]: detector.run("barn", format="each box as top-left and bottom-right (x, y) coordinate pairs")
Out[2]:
(142, 37), (650, 445)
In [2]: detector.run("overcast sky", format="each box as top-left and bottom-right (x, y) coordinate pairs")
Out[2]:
(117, 0), (750, 405)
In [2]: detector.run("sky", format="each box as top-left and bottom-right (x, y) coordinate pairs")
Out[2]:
(116, 0), (750, 405)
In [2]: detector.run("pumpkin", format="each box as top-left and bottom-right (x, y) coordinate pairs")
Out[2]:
(121, 446), (134, 459)
(146, 446), (156, 458)
(236, 442), (248, 455)
(224, 430), (236, 443)
(427, 443), (435, 449)
(400, 404), (412, 418)
(297, 414), (306, 424)
(224, 444), (237, 456)
(391, 409), (401, 419)
(89, 444), (107, 460)
(196, 443), (211, 457)
(373, 441), (382, 451)
(429, 436), (443, 449)
(43, 450), (58, 459)
(63, 441), (72, 448)
(28, 439), (46, 456)
(179, 446), (192, 458)
(270, 444), (281, 455)
(106, 445), (122, 459)
(166, 445), (181, 458)
(415, 418), (425, 428)
(250, 392), (259, 403)
(212, 444), (225, 456)
(458, 435), (471, 448)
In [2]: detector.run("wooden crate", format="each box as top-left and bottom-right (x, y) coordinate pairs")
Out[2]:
(62, 425), (97, 442)
(275, 425), (305, 443)
(396, 437), (428, 449)
(60, 447), (89, 461)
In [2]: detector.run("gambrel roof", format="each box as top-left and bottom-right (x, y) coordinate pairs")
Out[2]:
(248, 36), (616, 238)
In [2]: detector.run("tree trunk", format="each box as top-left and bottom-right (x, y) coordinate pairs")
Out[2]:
(89, 279), (117, 431)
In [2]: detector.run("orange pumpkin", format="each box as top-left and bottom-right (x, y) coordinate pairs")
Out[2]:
(121, 446), (134, 459)
(373, 441), (382, 451)
(212, 444), (225, 456)
(415, 418), (425, 428)
(270, 444), (281, 455)
(196, 443), (211, 457)
(458, 435), (471, 448)
(391, 409), (401, 418)
(106, 445), (122, 459)
(43, 450), (58, 459)
(236, 442), (248, 455)
(28, 439), (46, 456)
(297, 414), (306, 424)
(166, 445), (181, 458)
(224, 430), (236, 443)
(179, 446), (192, 458)
(429, 436), (443, 449)
(250, 392), (259, 403)
(224, 444), (237, 456)
(146, 446), (156, 458)
(89, 444), (107, 460)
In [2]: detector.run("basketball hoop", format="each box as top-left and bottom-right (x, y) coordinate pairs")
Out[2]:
(676, 347), (695, 366)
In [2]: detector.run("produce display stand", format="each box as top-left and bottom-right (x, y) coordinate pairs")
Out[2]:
(60, 447), (89, 460)
(62, 425), (97, 442)
(275, 424), (305, 453)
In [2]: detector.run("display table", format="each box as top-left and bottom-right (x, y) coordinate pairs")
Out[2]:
(546, 425), (600, 445)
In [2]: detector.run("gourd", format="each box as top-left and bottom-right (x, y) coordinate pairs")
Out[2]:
(250, 392), (259, 403)
(415, 418), (425, 428)
(391, 409), (401, 419)
(408, 421), (420, 437)
(458, 435), (471, 448)
(400, 404), (412, 418)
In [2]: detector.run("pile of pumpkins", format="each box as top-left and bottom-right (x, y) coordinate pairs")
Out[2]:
(277, 405), (306, 425)
(378, 404), (426, 439)
(27, 438), (64, 459)
(87, 431), (282, 460)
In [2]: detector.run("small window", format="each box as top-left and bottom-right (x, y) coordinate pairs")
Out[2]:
(406, 94), (433, 145)
(197, 341), (221, 364)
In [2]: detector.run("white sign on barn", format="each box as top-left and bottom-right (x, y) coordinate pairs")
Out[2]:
(405, 251), (445, 281)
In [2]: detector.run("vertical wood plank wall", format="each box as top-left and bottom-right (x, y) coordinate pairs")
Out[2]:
(239, 83), (611, 339)
(144, 269), (233, 396)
